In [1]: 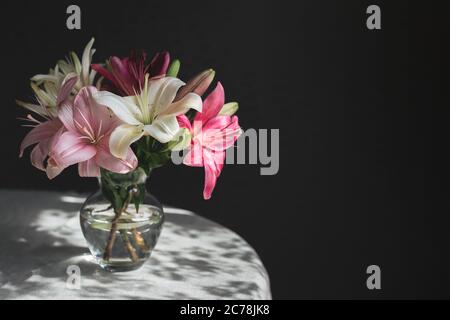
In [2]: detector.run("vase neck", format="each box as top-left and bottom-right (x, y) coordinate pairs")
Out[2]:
(99, 167), (150, 214)
(99, 167), (149, 188)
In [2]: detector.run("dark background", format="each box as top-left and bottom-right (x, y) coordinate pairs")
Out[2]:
(0, 0), (449, 299)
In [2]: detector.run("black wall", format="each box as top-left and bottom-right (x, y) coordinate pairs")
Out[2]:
(1, 0), (449, 299)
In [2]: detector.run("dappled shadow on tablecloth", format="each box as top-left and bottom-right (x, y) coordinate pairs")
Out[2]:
(0, 190), (271, 299)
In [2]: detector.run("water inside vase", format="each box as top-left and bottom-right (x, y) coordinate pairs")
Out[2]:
(80, 203), (164, 271)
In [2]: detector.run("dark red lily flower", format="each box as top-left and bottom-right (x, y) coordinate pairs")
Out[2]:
(92, 51), (170, 96)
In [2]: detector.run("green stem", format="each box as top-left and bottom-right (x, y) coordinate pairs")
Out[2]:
(120, 230), (139, 262)
(102, 187), (134, 262)
(132, 228), (151, 252)
(100, 168), (151, 263)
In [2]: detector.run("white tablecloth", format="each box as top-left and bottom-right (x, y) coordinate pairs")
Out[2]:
(0, 190), (271, 300)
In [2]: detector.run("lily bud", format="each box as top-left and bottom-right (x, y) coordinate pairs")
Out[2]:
(167, 59), (181, 77)
(219, 102), (239, 116)
(175, 69), (215, 101)
(167, 128), (192, 151)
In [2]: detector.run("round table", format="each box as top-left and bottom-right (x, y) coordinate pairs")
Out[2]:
(0, 190), (271, 299)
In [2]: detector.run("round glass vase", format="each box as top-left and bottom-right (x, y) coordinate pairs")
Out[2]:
(80, 168), (164, 272)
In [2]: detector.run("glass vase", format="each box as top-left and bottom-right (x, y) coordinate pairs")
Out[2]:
(80, 168), (164, 272)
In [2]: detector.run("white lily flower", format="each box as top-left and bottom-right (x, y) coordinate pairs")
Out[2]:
(94, 75), (202, 159)
(24, 38), (96, 113)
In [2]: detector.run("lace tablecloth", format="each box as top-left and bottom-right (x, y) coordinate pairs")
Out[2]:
(0, 190), (271, 300)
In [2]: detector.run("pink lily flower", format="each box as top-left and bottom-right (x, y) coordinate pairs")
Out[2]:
(47, 86), (138, 178)
(178, 82), (241, 199)
(92, 50), (170, 96)
(19, 73), (79, 172)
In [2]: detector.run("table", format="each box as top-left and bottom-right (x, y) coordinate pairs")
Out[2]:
(0, 190), (271, 299)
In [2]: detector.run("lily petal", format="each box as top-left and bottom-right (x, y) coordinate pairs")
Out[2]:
(148, 77), (185, 116)
(30, 143), (47, 171)
(15, 99), (47, 116)
(71, 51), (82, 74)
(94, 91), (142, 125)
(50, 131), (97, 168)
(31, 74), (59, 83)
(202, 116), (241, 151)
(44, 128), (67, 179)
(74, 87), (118, 137)
(202, 150), (226, 200)
(91, 63), (117, 86)
(46, 163), (65, 180)
(183, 142), (204, 167)
(96, 139), (137, 174)
(82, 38), (95, 86)
(78, 158), (100, 177)
(158, 92), (202, 117)
(31, 82), (55, 107)
(149, 51), (170, 77)
(56, 73), (78, 107)
(109, 124), (144, 159)
(19, 119), (62, 157)
(177, 115), (192, 131)
(143, 115), (179, 143)
(58, 102), (76, 132)
(110, 56), (134, 90)
(195, 82), (225, 123)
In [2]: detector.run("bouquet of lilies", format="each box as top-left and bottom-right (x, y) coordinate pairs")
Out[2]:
(18, 38), (241, 207)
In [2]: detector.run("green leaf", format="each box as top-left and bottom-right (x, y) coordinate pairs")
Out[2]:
(134, 137), (172, 175)
(132, 184), (146, 213)
(100, 168), (148, 214)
